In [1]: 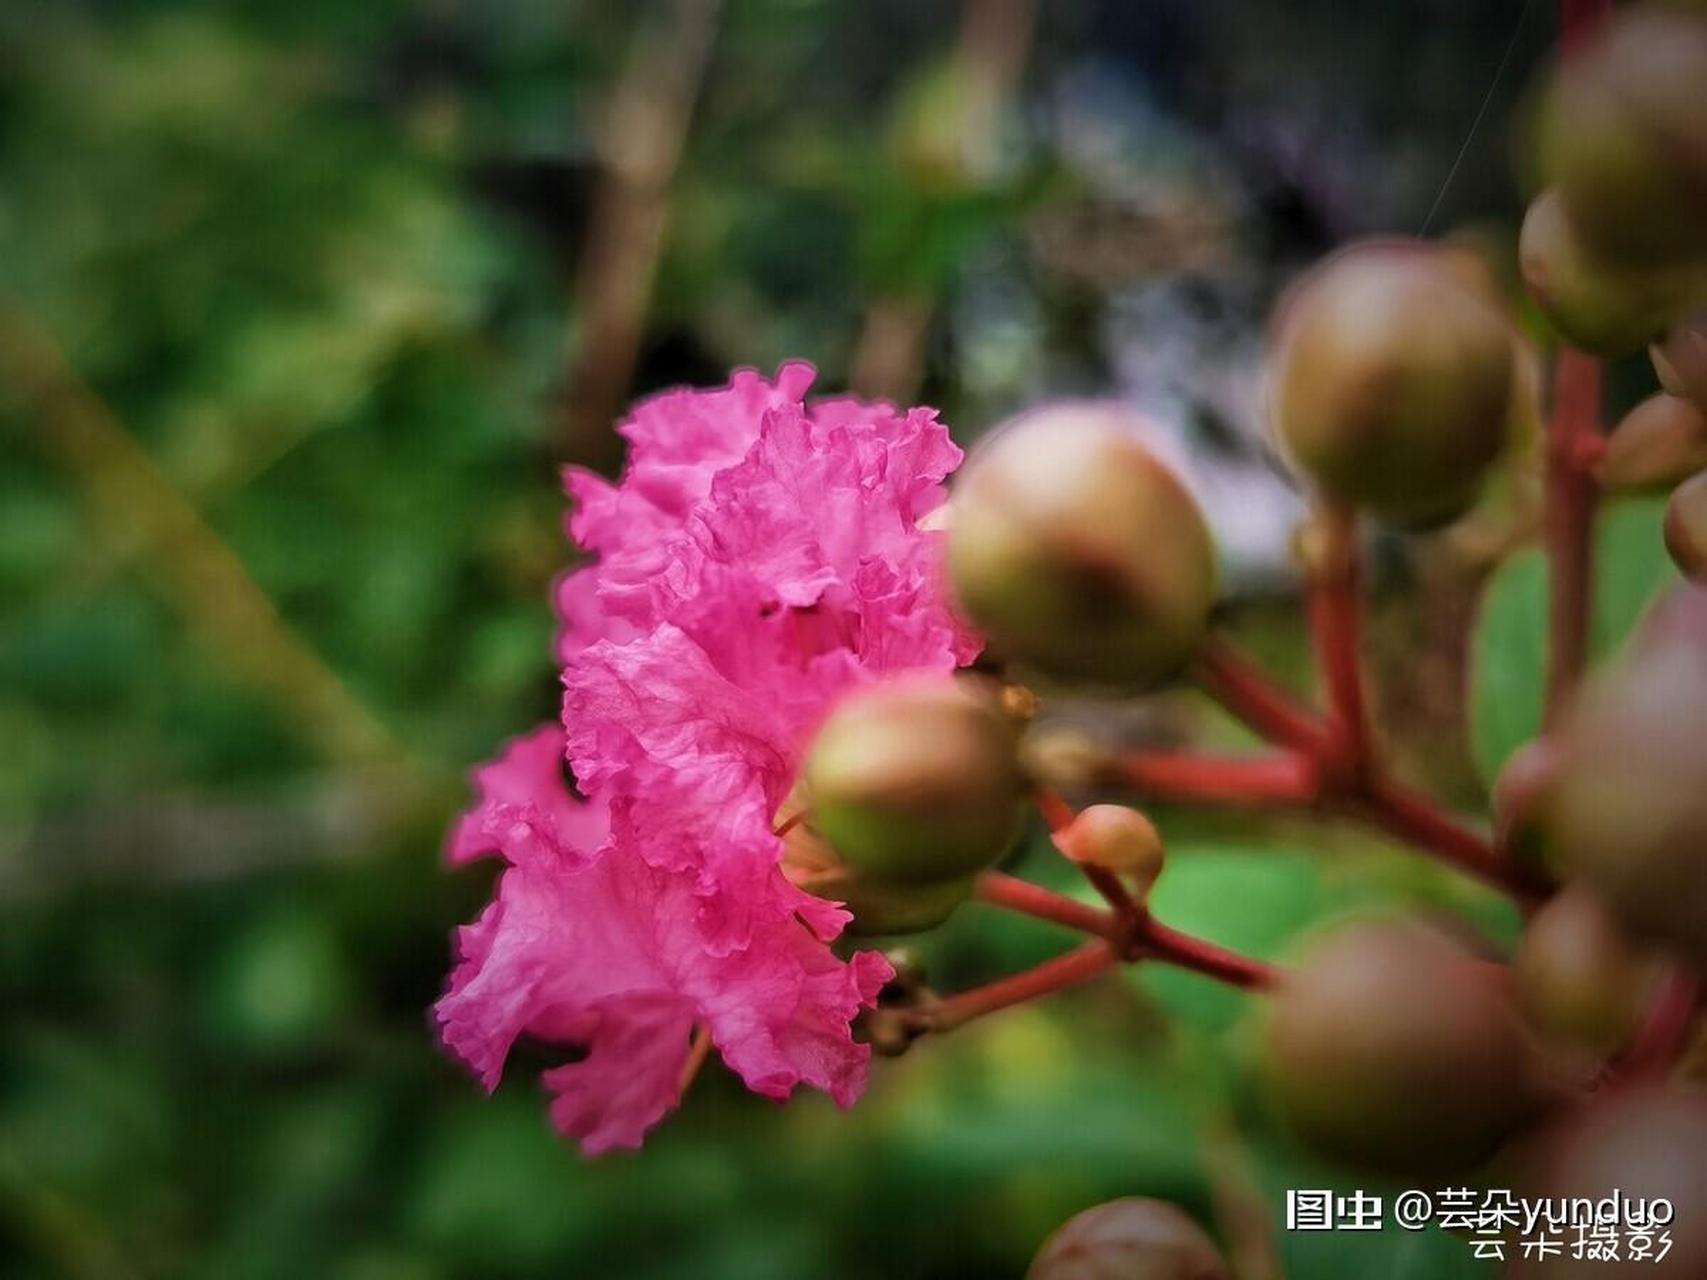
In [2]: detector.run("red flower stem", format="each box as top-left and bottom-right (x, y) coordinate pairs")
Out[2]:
(1113, 751), (1321, 808)
(1345, 775), (1537, 899)
(930, 941), (1118, 1032)
(975, 871), (1119, 940)
(1139, 917), (1279, 992)
(1108, 745), (1533, 897)
(1306, 503), (1373, 782)
(1543, 347), (1604, 730)
(1192, 638), (1329, 754)
(946, 876), (1283, 1031)
(1034, 787), (1076, 834)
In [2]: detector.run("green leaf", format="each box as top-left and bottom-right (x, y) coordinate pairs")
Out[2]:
(1468, 498), (1676, 788)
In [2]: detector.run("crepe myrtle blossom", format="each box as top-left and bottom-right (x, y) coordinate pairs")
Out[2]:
(436, 363), (978, 1153)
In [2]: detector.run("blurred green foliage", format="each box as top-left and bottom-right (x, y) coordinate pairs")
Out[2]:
(1469, 497), (1677, 785)
(0, 1), (1572, 1277)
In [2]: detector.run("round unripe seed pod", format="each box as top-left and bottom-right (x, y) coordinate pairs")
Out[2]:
(1653, 312), (1707, 412)
(947, 406), (1218, 691)
(1059, 804), (1165, 892)
(1539, 10), (1707, 264)
(1514, 885), (1656, 1053)
(1510, 1088), (1707, 1279)
(1262, 919), (1539, 1175)
(1666, 471), (1707, 580)
(1029, 1198), (1229, 1280)
(1270, 240), (1516, 523)
(1544, 584), (1707, 965)
(1595, 394), (1707, 493)
(781, 822), (974, 936)
(1519, 189), (1691, 355)
(804, 674), (1024, 886)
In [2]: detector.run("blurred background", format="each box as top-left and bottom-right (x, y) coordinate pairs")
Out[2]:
(0, 1), (1677, 1277)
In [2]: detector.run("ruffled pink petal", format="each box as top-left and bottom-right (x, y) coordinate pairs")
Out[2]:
(442, 364), (973, 1154)
(446, 724), (608, 868)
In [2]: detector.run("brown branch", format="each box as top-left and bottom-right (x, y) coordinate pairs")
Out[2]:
(849, 0), (1037, 402)
(0, 302), (418, 778)
(561, 0), (722, 457)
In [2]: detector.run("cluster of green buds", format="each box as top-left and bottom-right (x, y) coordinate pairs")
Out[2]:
(782, 11), (1707, 1272)
(1520, 3), (1707, 578)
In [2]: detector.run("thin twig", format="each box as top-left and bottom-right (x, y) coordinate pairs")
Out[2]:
(974, 871), (1118, 940)
(561, 0), (722, 457)
(930, 941), (1118, 1032)
(0, 301), (418, 778)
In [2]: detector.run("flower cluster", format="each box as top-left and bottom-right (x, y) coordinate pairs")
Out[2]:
(436, 364), (975, 1152)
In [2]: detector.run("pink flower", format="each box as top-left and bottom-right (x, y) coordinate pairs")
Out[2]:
(437, 364), (975, 1153)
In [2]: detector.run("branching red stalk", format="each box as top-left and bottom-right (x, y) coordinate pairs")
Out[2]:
(965, 870), (1278, 1019)
(1191, 639), (1329, 754)
(1140, 918), (1279, 992)
(1347, 776), (1539, 899)
(975, 871), (1118, 940)
(1306, 504), (1373, 783)
(930, 941), (1118, 1032)
(1112, 751), (1320, 808)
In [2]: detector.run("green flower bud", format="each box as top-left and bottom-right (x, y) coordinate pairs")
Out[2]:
(1653, 312), (1707, 413)
(782, 821), (973, 936)
(1514, 885), (1657, 1053)
(1519, 189), (1691, 355)
(1512, 1089), (1707, 1279)
(1262, 920), (1539, 1174)
(1595, 394), (1707, 493)
(1059, 804), (1164, 893)
(803, 675), (1024, 886)
(1545, 584), (1707, 965)
(1028, 1198), (1229, 1280)
(1270, 240), (1516, 523)
(1539, 10), (1707, 265)
(947, 406), (1218, 691)
(1666, 470), (1707, 581)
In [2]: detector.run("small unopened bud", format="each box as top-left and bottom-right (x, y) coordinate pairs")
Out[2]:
(947, 406), (1218, 691)
(1262, 920), (1539, 1174)
(1519, 189), (1689, 356)
(1665, 470), (1707, 581)
(1595, 394), (1707, 493)
(1539, 10), (1707, 264)
(1652, 313), (1707, 412)
(1515, 885), (1657, 1053)
(1270, 239), (1516, 523)
(804, 675), (1024, 886)
(1059, 804), (1165, 893)
(1545, 583), (1707, 966)
(1028, 1198), (1229, 1280)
